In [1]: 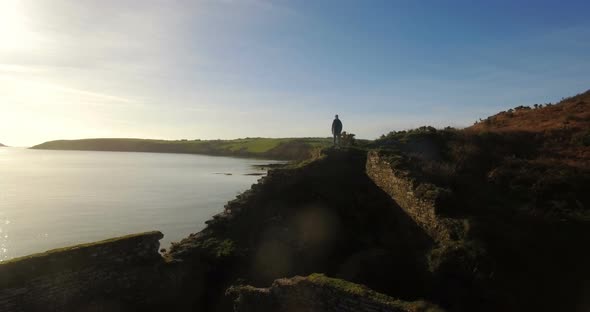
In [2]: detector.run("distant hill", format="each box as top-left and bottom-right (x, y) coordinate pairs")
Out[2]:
(0, 143), (5, 147)
(31, 137), (331, 160)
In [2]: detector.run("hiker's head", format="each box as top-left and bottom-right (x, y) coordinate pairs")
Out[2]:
(335, 114), (339, 119)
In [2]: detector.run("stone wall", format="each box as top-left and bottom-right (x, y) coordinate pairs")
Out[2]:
(366, 150), (463, 243)
(0, 231), (166, 312)
(228, 274), (443, 312)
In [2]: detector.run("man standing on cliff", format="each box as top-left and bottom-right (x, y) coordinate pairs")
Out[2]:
(332, 114), (343, 147)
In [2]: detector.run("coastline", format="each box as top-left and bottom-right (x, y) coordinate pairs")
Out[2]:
(31, 137), (330, 161)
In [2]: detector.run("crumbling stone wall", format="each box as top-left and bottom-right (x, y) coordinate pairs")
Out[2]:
(366, 150), (463, 242)
(228, 274), (443, 312)
(0, 231), (166, 312)
(366, 150), (494, 310)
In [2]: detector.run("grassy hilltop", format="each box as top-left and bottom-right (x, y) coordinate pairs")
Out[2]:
(31, 137), (332, 160)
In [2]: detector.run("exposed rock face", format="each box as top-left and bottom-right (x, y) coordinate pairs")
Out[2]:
(228, 274), (444, 312)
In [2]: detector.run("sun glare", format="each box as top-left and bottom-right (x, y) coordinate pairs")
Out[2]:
(0, 0), (37, 51)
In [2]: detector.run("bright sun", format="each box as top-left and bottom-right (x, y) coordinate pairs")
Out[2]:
(0, 0), (37, 51)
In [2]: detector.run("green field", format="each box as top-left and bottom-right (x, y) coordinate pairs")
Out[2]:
(31, 137), (333, 160)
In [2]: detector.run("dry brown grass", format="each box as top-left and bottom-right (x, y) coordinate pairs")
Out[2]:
(466, 90), (590, 169)
(468, 90), (590, 133)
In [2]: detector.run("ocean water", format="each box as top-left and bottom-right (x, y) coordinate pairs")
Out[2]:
(0, 147), (281, 261)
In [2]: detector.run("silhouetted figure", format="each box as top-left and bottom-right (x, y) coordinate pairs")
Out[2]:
(332, 114), (343, 147)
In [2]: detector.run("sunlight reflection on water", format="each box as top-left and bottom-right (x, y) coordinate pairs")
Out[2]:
(0, 216), (9, 262)
(0, 147), (282, 261)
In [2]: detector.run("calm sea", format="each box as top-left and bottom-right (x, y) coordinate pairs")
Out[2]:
(0, 147), (281, 261)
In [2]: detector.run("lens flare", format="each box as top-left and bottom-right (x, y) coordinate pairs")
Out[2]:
(0, 0), (37, 52)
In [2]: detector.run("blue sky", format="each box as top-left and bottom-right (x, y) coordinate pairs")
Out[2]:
(1, 0), (589, 146)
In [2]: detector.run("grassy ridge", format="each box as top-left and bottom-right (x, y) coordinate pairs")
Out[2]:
(31, 137), (332, 160)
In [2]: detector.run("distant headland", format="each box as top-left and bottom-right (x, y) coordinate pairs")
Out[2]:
(31, 137), (333, 160)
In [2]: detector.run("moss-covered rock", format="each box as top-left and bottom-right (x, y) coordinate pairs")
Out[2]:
(228, 274), (444, 312)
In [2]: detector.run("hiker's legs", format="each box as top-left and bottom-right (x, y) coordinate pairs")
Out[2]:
(333, 134), (337, 146)
(335, 134), (341, 147)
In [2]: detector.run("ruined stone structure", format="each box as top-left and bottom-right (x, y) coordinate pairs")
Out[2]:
(366, 150), (465, 243)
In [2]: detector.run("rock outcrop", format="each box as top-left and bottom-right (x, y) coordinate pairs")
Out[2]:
(0, 232), (166, 311)
(228, 274), (444, 312)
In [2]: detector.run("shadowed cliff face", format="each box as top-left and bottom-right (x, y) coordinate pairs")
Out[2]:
(166, 149), (436, 311)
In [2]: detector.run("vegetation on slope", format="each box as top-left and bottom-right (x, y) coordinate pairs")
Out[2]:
(469, 89), (590, 133)
(372, 90), (590, 219)
(31, 137), (331, 160)
(306, 274), (443, 312)
(467, 89), (590, 167)
(228, 274), (444, 312)
(368, 90), (590, 311)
